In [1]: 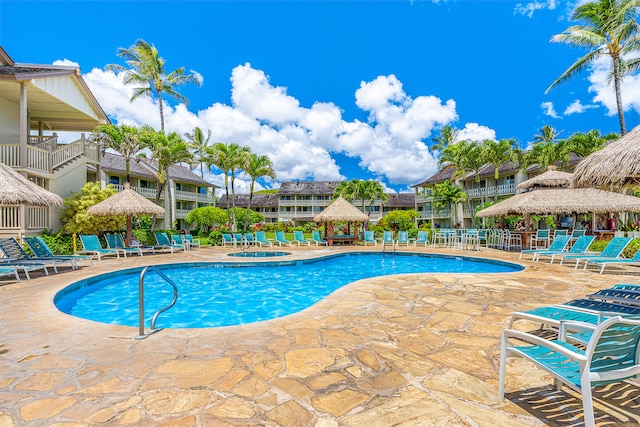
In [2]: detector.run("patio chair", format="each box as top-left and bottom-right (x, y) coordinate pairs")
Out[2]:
(233, 233), (246, 247)
(24, 236), (93, 267)
(0, 261), (45, 280)
(172, 234), (192, 251)
(254, 231), (273, 247)
(553, 229), (568, 237)
(274, 230), (292, 247)
(361, 230), (376, 246)
(499, 316), (640, 427)
(396, 231), (410, 246)
(221, 233), (235, 247)
(154, 232), (187, 253)
(309, 230), (328, 246)
(77, 235), (120, 261)
(0, 266), (19, 282)
(414, 231), (429, 247)
(378, 231), (394, 246)
(292, 230), (310, 246)
(105, 233), (143, 257)
(529, 229), (550, 249)
(0, 237), (71, 273)
(519, 235), (570, 260)
(560, 237), (631, 268)
(587, 288), (640, 307)
(582, 248), (640, 274)
(243, 233), (255, 246)
(178, 234), (198, 249)
(534, 235), (596, 264)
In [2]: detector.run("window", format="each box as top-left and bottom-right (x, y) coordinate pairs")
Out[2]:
(281, 195), (292, 201)
(298, 195), (312, 201)
(314, 195), (329, 201)
(109, 175), (120, 185)
(297, 206), (311, 212)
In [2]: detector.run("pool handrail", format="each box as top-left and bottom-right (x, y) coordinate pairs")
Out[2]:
(137, 265), (178, 339)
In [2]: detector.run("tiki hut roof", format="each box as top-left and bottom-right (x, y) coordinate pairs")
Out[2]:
(86, 185), (165, 217)
(314, 195), (368, 222)
(572, 124), (640, 189)
(516, 168), (573, 191)
(0, 163), (63, 206)
(476, 188), (640, 218)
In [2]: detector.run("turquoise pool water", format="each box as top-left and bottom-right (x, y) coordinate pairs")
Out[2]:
(228, 251), (290, 257)
(55, 252), (522, 328)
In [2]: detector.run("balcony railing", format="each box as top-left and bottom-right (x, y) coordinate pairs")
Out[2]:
(0, 206), (50, 231)
(417, 209), (451, 219)
(112, 184), (159, 199)
(466, 183), (516, 198)
(175, 189), (215, 203)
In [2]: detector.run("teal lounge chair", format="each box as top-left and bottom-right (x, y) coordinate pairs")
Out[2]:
(499, 316), (640, 427)
(78, 235), (120, 260)
(378, 231), (394, 245)
(535, 235), (596, 263)
(519, 235), (570, 260)
(362, 230), (376, 246)
(396, 231), (410, 246)
(560, 237), (631, 268)
(154, 232), (187, 253)
(0, 237), (72, 273)
(583, 248), (640, 274)
(293, 230), (310, 246)
(233, 233), (245, 247)
(414, 231), (429, 247)
(105, 233), (143, 257)
(24, 236), (93, 267)
(274, 230), (292, 247)
(172, 234), (192, 251)
(254, 231), (272, 247)
(243, 233), (255, 246)
(309, 230), (327, 246)
(221, 233), (235, 247)
(0, 266), (19, 282)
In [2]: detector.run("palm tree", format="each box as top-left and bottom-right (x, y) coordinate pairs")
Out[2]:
(565, 129), (618, 157)
(430, 125), (459, 152)
(242, 153), (275, 231)
(522, 126), (569, 171)
(333, 180), (359, 201)
(483, 138), (521, 203)
(206, 142), (250, 231)
(546, 0), (640, 135)
(108, 39), (202, 132)
(359, 180), (388, 217)
(91, 124), (143, 184)
(432, 180), (466, 228)
(185, 127), (212, 178)
(439, 140), (477, 214)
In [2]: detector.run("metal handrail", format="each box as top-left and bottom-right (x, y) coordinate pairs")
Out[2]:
(137, 266), (178, 339)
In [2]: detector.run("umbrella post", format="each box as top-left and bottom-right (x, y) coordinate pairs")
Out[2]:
(126, 215), (133, 246)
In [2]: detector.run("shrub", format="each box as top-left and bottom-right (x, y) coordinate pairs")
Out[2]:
(40, 231), (74, 255)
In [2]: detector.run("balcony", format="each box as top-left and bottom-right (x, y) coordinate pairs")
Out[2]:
(175, 189), (215, 204)
(0, 205), (50, 235)
(417, 209), (451, 219)
(112, 184), (159, 199)
(466, 183), (516, 199)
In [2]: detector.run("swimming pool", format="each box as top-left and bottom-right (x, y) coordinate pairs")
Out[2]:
(55, 252), (523, 328)
(228, 251), (290, 257)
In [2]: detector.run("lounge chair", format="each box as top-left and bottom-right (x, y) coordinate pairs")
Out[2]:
(172, 234), (192, 251)
(309, 231), (328, 246)
(583, 248), (640, 274)
(154, 232), (187, 253)
(105, 233), (144, 257)
(233, 233), (245, 247)
(0, 237), (69, 273)
(560, 237), (631, 268)
(414, 231), (429, 247)
(221, 233), (235, 247)
(519, 235), (570, 260)
(23, 236), (93, 267)
(396, 231), (410, 246)
(77, 235), (120, 260)
(293, 230), (310, 246)
(243, 233), (255, 246)
(378, 231), (394, 246)
(0, 266), (19, 282)
(254, 231), (272, 247)
(499, 316), (640, 427)
(535, 235), (596, 263)
(274, 230), (292, 247)
(183, 234), (200, 249)
(587, 288), (640, 306)
(360, 230), (376, 246)
(0, 261), (45, 280)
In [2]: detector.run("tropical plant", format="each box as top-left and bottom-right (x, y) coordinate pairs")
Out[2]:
(91, 124), (144, 184)
(565, 129), (618, 157)
(546, 0), (640, 135)
(430, 125), (459, 152)
(432, 180), (466, 227)
(61, 182), (124, 235)
(521, 126), (569, 171)
(483, 138), (521, 203)
(205, 142), (251, 231)
(242, 153), (275, 231)
(185, 126), (212, 178)
(377, 210), (419, 232)
(185, 206), (228, 233)
(107, 39), (202, 131)
(439, 140), (477, 213)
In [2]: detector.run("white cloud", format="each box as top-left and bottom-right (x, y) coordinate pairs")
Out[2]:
(81, 63), (484, 189)
(563, 99), (597, 115)
(586, 56), (640, 117)
(541, 101), (559, 118)
(53, 59), (80, 67)
(456, 123), (496, 142)
(514, 0), (556, 18)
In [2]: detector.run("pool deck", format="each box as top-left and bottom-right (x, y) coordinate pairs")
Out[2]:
(1, 245), (640, 426)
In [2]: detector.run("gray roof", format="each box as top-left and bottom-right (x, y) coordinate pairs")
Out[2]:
(218, 193), (279, 208)
(411, 166), (456, 187)
(278, 181), (339, 195)
(100, 153), (216, 187)
(384, 193), (415, 208)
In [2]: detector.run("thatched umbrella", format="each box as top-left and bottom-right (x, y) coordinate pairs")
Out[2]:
(516, 168), (573, 192)
(87, 183), (165, 245)
(572, 124), (640, 189)
(314, 195), (368, 246)
(0, 162), (63, 206)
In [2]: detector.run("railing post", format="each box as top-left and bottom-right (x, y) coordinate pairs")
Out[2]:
(138, 266), (148, 337)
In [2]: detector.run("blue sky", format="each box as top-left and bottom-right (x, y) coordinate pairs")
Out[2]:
(2, 0), (639, 193)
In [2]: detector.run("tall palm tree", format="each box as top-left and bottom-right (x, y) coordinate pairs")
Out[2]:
(333, 179), (359, 201)
(522, 126), (569, 172)
(432, 180), (466, 228)
(91, 124), (143, 184)
(565, 129), (618, 157)
(185, 126), (212, 178)
(108, 39), (202, 132)
(546, 0), (640, 135)
(483, 138), (521, 203)
(430, 125), (459, 152)
(242, 153), (275, 231)
(439, 140), (477, 214)
(206, 142), (250, 231)
(359, 180), (388, 217)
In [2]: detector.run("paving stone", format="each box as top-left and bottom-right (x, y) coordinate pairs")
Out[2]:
(20, 396), (76, 421)
(207, 397), (255, 418)
(142, 390), (216, 415)
(266, 400), (314, 426)
(311, 388), (369, 417)
(285, 348), (346, 378)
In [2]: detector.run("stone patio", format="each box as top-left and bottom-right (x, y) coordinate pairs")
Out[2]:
(1, 245), (639, 426)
